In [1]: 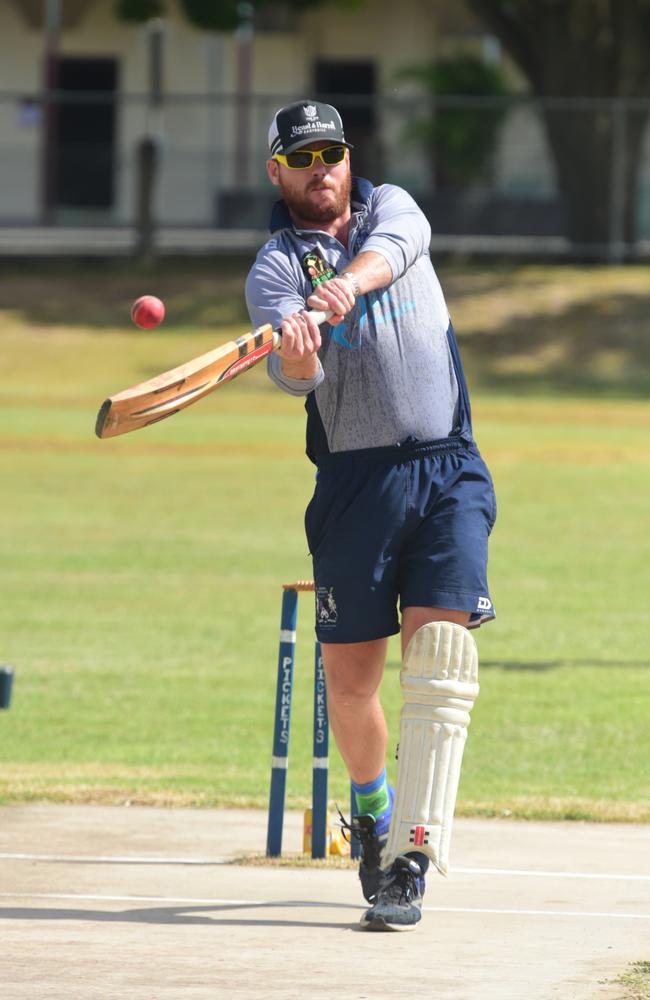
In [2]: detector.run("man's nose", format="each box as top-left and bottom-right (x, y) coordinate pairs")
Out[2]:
(310, 156), (327, 175)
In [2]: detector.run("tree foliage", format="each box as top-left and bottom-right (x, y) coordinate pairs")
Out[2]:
(176, 0), (247, 32)
(465, 0), (650, 248)
(465, 0), (650, 98)
(115, 0), (354, 32)
(115, 0), (164, 22)
(399, 54), (510, 187)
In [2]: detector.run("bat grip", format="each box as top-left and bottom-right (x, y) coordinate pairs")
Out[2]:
(273, 309), (333, 346)
(308, 309), (333, 326)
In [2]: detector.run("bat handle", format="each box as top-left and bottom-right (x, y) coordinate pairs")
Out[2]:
(308, 309), (333, 326)
(273, 309), (333, 347)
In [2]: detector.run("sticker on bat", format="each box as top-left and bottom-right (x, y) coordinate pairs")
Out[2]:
(216, 339), (276, 383)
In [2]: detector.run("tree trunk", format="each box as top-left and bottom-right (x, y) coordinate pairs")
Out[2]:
(622, 109), (649, 243)
(542, 103), (648, 252)
(466, 0), (650, 257)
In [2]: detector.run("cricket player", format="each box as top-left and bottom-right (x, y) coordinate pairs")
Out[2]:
(246, 101), (496, 931)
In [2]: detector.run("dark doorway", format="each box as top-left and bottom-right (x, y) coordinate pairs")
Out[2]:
(314, 61), (378, 181)
(50, 57), (117, 211)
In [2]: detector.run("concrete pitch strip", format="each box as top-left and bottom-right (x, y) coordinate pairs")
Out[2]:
(0, 805), (648, 999)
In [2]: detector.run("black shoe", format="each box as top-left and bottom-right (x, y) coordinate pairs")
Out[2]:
(360, 856), (425, 932)
(338, 811), (388, 903)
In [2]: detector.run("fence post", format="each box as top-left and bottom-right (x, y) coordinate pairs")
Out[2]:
(135, 136), (158, 264)
(609, 98), (627, 264)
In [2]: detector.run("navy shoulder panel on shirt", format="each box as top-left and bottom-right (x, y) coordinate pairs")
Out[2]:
(269, 198), (291, 234)
(351, 176), (374, 209)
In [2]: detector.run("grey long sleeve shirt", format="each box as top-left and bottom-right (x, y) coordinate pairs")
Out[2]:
(245, 178), (461, 460)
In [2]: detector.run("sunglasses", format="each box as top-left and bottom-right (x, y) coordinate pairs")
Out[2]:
(273, 145), (347, 169)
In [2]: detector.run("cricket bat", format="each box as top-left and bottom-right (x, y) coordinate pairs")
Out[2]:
(95, 310), (329, 439)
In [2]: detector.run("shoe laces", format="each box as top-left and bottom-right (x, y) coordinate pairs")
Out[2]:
(381, 857), (422, 905)
(336, 809), (383, 868)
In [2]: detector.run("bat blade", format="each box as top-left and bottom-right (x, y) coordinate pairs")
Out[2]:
(95, 309), (330, 439)
(95, 324), (278, 439)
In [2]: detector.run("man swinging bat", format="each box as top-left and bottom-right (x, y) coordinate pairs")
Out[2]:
(245, 100), (497, 931)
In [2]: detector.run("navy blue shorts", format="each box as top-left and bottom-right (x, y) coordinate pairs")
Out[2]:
(305, 437), (497, 644)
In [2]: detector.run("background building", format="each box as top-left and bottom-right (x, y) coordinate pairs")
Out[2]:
(1, 0), (649, 257)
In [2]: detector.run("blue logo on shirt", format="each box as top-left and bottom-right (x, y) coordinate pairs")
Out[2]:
(330, 290), (416, 350)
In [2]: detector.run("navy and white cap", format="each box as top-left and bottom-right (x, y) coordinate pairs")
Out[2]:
(268, 100), (353, 156)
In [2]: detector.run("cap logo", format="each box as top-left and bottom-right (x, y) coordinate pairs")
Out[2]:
(269, 100), (350, 154)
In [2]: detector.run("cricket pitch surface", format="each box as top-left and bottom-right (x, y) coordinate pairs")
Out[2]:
(0, 804), (648, 999)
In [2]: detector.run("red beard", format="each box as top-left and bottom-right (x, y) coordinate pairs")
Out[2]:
(279, 172), (352, 225)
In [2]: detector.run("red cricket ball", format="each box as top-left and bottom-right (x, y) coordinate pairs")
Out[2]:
(131, 294), (165, 330)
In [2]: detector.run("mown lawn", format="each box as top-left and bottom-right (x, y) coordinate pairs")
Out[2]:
(0, 259), (648, 820)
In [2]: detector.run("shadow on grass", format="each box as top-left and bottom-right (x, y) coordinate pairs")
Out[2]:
(2, 261), (650, 397)
(459, 292), (650, 399)
(480, 659), (650, 671)
(0, 257), (253, 331)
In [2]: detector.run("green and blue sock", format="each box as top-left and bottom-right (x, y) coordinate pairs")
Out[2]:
(352, 768), (393, 834)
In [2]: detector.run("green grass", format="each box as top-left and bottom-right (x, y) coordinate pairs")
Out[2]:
(611, 961), (650, 1000)
(0, 259), (649, 819)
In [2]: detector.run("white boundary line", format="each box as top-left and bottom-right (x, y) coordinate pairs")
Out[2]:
(454, 866), (650, 882)
(423, 906), (650, 921)
(0, 853), (648, 881)
(0, 891), (648, 921)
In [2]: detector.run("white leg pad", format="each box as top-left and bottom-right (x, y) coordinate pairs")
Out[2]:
(382, 622), (479, 875)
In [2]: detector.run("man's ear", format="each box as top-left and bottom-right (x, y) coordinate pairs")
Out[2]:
(267, 158), (280, 187)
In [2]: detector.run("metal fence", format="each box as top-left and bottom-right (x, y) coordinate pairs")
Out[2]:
(1, 90), (649, 259)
